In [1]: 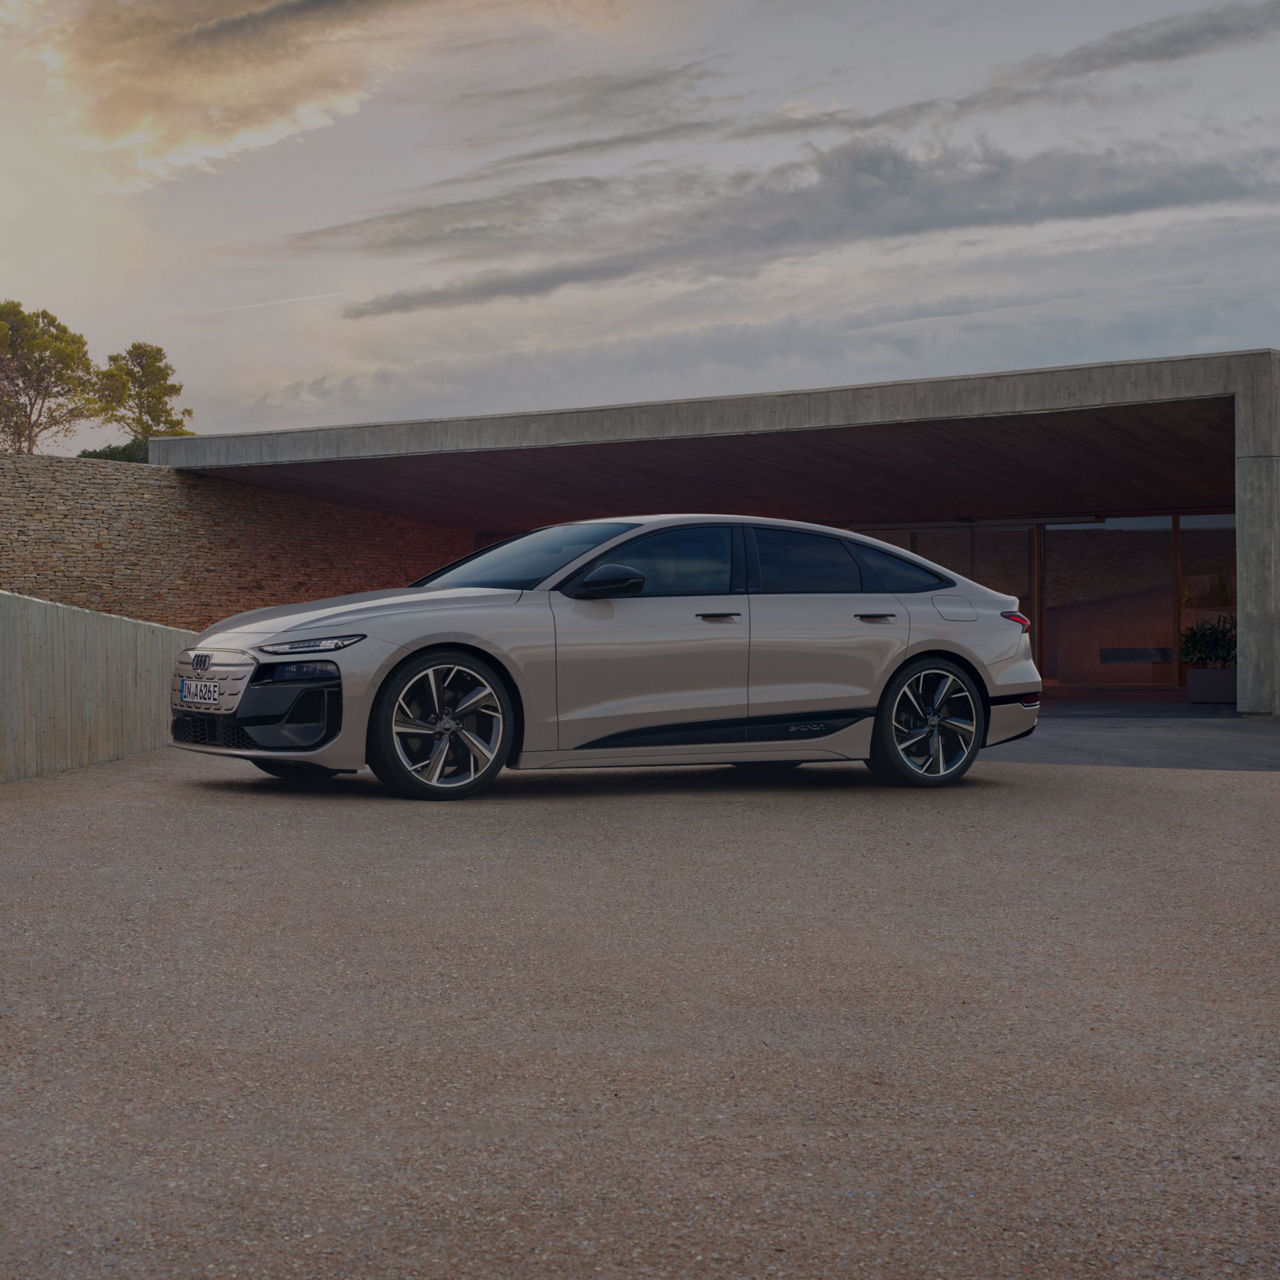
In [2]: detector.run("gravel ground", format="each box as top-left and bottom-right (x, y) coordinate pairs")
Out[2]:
(2, 746), (1277, 1279)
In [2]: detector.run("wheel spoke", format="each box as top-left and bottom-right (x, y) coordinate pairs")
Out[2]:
(902, 681), (927, 719)
(930, 731), (944, 774)
(457, 728), (495, 767)
(896, 727), (931, 750)
(941, 716), (975, 738)
(394, 710), (435, 736)
(408, 735), (451, 783)
(931, 674), (956, 712)
(453, 685), (498, 717)
(423, 668), (443, 716)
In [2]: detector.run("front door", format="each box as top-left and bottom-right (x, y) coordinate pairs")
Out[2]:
(746, 526), (911, 734)
(550, 524), (749, 750)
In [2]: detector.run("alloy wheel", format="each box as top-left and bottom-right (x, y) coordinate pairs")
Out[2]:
(390, 662), (505, 789)
(890, 668), (978, 778)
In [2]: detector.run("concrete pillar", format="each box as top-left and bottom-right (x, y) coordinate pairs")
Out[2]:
(1234, 351), (1280, 716)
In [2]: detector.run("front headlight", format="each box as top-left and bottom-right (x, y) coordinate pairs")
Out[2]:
(258, 634), (365, 655)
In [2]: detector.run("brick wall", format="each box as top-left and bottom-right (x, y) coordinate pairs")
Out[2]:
(0, 455), (473, 631)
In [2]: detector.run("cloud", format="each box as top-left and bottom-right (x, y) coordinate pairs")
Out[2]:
(437, 119), (727, 186)
(3, 0), (618, 180)
(454, 59), (717, 135)
(339, 137), (1280, 315)
(420, 58), (726, 186)
(291, 166), (724, 255)
(738, 0), (1280, 139)
(247, 232), (1280, 431)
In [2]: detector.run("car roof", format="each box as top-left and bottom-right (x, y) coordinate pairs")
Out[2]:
(574, 513), (874, 539)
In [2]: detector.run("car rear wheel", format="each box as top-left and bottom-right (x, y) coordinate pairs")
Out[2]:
(866, 658), (985, 787)
(367, 649), (514, 800)
(250, 760), (338, 784)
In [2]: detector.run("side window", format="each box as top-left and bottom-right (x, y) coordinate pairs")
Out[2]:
(754, 528), (862, 593)
(854, 543), (950, 593)
(608, 526), (734, 596)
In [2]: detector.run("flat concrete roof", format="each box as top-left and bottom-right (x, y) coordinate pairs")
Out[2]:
(153, 350), (1277, 469)
(149, 350), (1274, 529)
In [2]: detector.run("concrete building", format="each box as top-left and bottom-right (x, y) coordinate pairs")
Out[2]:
(151, 351), (1279, 716)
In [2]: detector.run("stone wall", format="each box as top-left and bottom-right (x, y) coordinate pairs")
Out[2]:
(0, 455), (473, 631)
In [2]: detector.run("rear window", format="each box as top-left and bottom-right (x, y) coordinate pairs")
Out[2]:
(853, 543), (951, 593)
(754, 527), (863, 593)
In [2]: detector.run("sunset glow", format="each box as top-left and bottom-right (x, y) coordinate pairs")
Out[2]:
(3, 0), (1280, 452)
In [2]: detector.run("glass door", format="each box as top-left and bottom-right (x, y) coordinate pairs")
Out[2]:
(1041, 517), (1175, 687)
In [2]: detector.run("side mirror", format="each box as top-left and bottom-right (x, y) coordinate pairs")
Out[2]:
(567, 563), (646, 600)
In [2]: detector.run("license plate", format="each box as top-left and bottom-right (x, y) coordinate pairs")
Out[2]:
(180, 678), (221, 707)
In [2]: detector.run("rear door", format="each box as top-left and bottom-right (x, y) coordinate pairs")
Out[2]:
(549, 524), (749, 750)
(745, 526), (911, 735)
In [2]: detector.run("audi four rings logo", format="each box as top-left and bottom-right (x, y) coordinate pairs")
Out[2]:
(191, 652), (211, 674)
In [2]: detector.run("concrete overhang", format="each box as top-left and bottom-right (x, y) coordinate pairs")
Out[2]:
(152, 350), (1280, 714)
(151, 351), (1274, 531)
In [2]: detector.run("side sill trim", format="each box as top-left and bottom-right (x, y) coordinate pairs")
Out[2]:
(577, 708), (874, 751)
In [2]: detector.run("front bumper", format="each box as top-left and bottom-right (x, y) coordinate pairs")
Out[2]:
(171, 648), (342, 755)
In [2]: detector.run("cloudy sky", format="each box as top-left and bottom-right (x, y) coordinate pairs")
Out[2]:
(3, 0), (1280, 451)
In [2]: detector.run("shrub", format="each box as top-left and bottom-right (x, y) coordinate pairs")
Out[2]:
(1180, 614), (1236, 669)
(77, 438), (149, 463)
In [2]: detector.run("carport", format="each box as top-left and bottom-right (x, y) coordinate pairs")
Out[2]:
(152, 351), (1280, 715)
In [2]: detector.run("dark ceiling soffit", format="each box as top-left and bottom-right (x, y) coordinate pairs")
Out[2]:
(177, 393), (1237, 475)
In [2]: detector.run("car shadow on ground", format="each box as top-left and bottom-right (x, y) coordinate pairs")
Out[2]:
(190, 760), (1016, 804)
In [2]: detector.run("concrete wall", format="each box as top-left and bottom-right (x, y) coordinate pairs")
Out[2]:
(0, 591), (194, 784)
(0, 455), (472, 632)
(1233, 349), (1280, 718)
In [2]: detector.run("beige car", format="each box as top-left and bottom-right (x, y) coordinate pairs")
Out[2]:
(171, 515), (1041, 799)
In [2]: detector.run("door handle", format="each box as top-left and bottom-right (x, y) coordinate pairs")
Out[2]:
(855, 612), (897, 621)
(696, 612), (741, 621)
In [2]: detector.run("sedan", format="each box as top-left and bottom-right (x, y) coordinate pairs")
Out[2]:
(171, 515), (1041, 798)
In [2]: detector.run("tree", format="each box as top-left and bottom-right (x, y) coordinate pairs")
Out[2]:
(0, 300), (102, 454)
(97, 341), (194, 441)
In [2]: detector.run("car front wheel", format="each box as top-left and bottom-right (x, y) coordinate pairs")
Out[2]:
(866, 658), (985, 787)
(367, 649), (514, 800)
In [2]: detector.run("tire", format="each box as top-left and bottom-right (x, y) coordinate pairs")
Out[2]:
(250, 760), (338, 784)
(367, 648), (515, 800)
(866, 657), (986, 787)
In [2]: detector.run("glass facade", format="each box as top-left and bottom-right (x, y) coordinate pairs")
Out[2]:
(1043, 518), (1174, 686)
(1180, 515), (1238, 645)
(856, 514), (1236, 691)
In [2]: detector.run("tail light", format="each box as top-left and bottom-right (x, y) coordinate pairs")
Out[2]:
(1001, 610), (1031, 633)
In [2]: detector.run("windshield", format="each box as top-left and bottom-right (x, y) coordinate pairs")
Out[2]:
(411, 521), (638, 591)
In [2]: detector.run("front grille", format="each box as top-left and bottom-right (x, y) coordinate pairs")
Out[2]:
(172, 712), (260, 752)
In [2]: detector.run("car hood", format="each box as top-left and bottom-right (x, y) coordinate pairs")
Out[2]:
(196, 586), (524, 644)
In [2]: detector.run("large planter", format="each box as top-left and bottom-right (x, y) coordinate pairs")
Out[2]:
(1186, 667), (1236, 705)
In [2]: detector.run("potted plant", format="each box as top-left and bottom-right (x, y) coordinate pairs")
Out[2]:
(1180, 613), (1237, 704)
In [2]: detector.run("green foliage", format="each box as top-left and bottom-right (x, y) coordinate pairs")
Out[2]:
(1180, 614), (1236, 669)
(77, 438), (149, 463)
(0, 300), (101, 454)
(97, 341), (194, 441)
